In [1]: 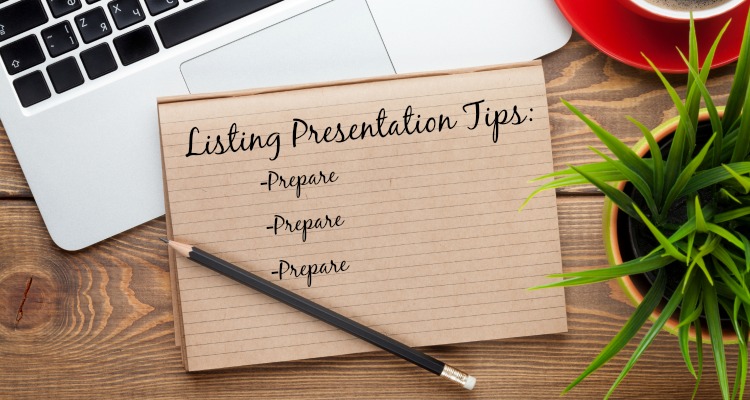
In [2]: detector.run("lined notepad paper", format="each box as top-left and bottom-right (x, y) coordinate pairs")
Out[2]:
(159, 61), (567, 371)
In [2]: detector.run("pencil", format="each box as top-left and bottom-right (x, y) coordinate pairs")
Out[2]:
(162, 238), (476, 390)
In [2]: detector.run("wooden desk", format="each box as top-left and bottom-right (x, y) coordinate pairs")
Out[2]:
(0, 35), (739, 399)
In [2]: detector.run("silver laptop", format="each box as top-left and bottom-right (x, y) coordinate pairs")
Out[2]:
(0, 0), (570, 250)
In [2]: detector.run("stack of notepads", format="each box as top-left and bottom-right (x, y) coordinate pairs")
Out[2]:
(157, 60), (567, 371)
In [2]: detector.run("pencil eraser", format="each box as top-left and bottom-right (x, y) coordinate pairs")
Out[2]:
(464, 375), (476, 390)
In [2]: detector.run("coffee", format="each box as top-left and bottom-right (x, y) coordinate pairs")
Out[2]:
(644, 0), (734, 11)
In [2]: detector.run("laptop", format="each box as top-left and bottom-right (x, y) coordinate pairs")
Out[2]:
(0, 0), (571, 250)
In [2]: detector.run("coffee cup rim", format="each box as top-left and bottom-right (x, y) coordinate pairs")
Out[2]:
(627, 0), (746, 20)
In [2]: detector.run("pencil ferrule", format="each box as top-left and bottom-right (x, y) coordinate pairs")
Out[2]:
(440, 364), (471, 388)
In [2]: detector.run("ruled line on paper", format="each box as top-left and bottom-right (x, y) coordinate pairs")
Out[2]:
(160, 62), (567, 370)
(187, 298), (565, 340)
(180, 276), (557, 315)
(178, 265), (553, 302)
(182, 292), (562, 326)
(178, 270), (558, 312)
(188, 316), (568, 359)
(188, 303), (565, 346)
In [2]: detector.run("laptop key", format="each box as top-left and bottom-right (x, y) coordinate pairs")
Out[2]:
(113, 25), (159, 66)
(76, 7), (112, 43)
(80, 42), (117, 79)
(155, 0), (283, 48)
(47, 0), (83, 18)
(47, 56), (84, 93)
(144, 0), (178, 16)
(0, 35), (45, 75)
(13, 70), (51, 107)
(0, 0), (48, 44)
(108, 0), (146, 30)
(42, 21), (79, 57)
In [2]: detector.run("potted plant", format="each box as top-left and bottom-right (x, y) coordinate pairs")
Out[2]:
(523, 12), (750, 400)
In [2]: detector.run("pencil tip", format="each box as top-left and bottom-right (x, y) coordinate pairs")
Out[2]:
(159, 238), (169, 244)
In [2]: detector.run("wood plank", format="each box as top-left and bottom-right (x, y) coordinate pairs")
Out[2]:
(0, 33), (739, 198)
(0, 124), (30, 197)
(0, 197), (731, 399)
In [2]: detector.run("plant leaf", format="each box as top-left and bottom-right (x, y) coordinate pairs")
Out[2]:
(707, 223), (744, 249)
(604, 273), (685, 399)
(687, 232), (697, 267)
(732, 323), (747, 400)
(720, 188), (742, 204)
(714, 266), (750, 305)
(722, 164), (750, 194)
(570, 165), (641, 221)
(678, 279), (702, 380)
(714, 207), (750, 223)
(520, 163), (626, 209)
(703, 278), (730, 400)
(733, 75), (750, 163)
(562, 99), (653, 185)
(738, 232), (750, 273)
(695, 196), (708, 233)
(724, 8), (750, 133)
(712, 244), (743, 281)
(678, 47), (726, 168)
(682, 162), (750, 195)
(682, 16), (701, 154)
(590, 146), (659, 216)
(693, 252), (714, 286)
(643, 54), (696, 192)
(660, 133), (717, 220)
(692, 318), (705, 400)
(562, 269), (666, 394)
(635, 205), (687, 262)
(545, 254), (674, 281)
(628, 116), (665, 205)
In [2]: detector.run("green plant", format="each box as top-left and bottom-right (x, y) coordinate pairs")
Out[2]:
(523, 12), (750, 400)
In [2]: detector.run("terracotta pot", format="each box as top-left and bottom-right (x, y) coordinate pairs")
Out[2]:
(603, 108), (736, 342)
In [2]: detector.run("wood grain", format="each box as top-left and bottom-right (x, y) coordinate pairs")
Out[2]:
(0, 33), (745, 399)
(0, 124), (30, 198)
(0, 197), (735, 399)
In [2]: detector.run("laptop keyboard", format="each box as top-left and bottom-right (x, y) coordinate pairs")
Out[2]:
(0, 0), (283, 108)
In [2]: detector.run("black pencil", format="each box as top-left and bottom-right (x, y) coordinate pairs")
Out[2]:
(162, 238), (476, 390)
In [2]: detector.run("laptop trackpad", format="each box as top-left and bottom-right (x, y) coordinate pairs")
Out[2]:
(181, 0), (395, 94)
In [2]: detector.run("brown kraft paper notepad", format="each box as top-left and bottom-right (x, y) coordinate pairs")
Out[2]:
(158, 60), (567, 371)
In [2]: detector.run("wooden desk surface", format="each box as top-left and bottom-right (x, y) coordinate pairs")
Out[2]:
(0, 34), (740, 399)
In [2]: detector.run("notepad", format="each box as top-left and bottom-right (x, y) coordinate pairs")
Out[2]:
(158, 60), (567, 371)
